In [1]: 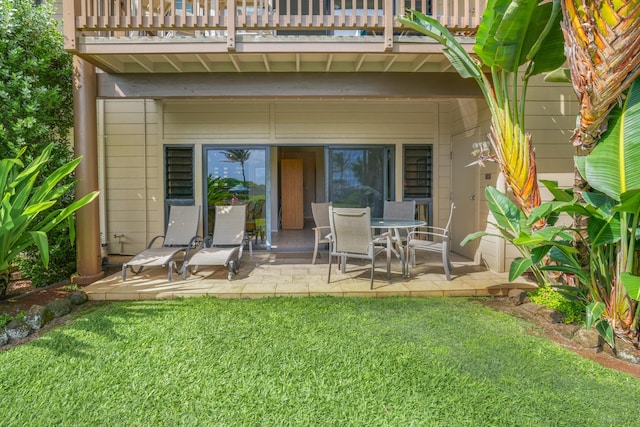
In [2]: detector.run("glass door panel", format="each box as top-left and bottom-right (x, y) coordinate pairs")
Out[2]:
(204, 147), (268, 250)
(327, 146), (391, 218)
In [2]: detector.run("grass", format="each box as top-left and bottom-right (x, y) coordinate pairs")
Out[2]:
(1, 296), (639, 426)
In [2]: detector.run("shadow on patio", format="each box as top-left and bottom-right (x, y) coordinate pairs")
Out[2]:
(85, 251), (535, 301)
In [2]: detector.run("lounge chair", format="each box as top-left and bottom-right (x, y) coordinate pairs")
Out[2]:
(182, 204), (247, 280)
(122, 205), (201, 281)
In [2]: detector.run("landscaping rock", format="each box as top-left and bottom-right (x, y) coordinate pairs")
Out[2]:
(538, 308), (566, 324)
(24, 305), (53, 330)
(508, 289), (530, 306)
(6, 319), (30, 340)
(0, 329), (8, 346)
(573, 328), (600, 349)
(46, 298), (72, 318)
(68, 290), (88, 305)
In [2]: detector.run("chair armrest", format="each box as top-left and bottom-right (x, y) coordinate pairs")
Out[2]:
(407, 230), (448, 241)
(147, 235), (165, 248)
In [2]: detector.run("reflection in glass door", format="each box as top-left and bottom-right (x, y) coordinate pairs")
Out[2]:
(204, 147), (269, 250)
(327, 146), (392, 217)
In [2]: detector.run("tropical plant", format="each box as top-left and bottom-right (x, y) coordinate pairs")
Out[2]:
(0, 144), (99, 299)
(559, 0), (640, 151)
(461, 184), (572, 286)
(573, 79), (640, 344)
(398, 0), (566, 214)
(0, 0), (77, 286)
(495, 81), (640, 347)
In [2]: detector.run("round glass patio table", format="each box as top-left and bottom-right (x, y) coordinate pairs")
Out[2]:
(370, 218), (426, 278)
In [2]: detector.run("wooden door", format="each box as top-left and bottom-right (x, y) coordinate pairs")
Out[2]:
(281, 159), (304, 229)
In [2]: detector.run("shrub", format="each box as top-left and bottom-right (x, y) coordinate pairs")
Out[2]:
(528, 286), (584, 324)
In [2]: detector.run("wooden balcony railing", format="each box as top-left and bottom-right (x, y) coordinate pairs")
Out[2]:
(63, 0), (484, 51)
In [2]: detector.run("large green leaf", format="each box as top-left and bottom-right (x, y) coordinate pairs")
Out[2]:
(485, 185), (521, 236)
(587, 216), (621, 246)
(585, 301), (605, 330)
(474, 0), (564, 73)
(509, 257), (532, 281)
(582, 79), (640, 201)
(396, 12), (482, 81)
(621, 272), (640, 301)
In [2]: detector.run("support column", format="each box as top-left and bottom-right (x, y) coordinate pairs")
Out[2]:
(73, 57), (104, 285)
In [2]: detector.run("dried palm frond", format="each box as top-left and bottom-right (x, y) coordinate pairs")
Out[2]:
(562, 0), (640, 149)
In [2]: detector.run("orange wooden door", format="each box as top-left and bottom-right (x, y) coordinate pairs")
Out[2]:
(281, 159), (304, 229)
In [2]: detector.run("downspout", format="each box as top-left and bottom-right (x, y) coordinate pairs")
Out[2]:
(97, 99), (108, 261)
(73, 57), (104, 284)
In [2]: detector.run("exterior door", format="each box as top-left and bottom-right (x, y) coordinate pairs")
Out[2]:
(204, 147), (269, 249)
(451, 146), (479, 259)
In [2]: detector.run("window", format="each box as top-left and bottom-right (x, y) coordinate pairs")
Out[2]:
(165, 146), (194, 204)
(327, 146), (392, 217)
(403, 145), (433, 225)
(403, 145), (432, 200)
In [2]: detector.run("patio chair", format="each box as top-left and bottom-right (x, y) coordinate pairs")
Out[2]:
(405, 202), (455, 280)
(122, 205), (201, 281)
(327, 207), (391, 289)
(383, 199), (417, 242)
(311, 201), (332, 264)
(182, 204), (247, 280)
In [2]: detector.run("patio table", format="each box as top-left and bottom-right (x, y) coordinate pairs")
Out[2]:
(370, 218), (426, 279)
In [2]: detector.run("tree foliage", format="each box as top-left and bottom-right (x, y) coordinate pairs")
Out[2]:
(0, 0), (76, 286)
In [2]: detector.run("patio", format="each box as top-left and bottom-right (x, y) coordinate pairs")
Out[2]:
(85, 251), (535, 301)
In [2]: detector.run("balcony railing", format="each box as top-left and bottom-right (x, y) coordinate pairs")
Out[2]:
(64, 0), (484, 50)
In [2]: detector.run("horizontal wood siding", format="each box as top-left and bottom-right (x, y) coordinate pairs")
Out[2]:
(103, 99), (162, 255)
(104, 99), (438, 253)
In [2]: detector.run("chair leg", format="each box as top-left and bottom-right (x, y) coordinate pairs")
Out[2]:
(122, 264), (127, 281)
(312, 235), (320, 265)
(327, 252), (332, 283)
(442, 247), (451, 281)
(370, 257), (375, 289)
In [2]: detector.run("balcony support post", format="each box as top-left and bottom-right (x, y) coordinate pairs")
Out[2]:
(72, 56), (105, 285)
(227, 0), (236, 50)
(384, 0), (395, 51)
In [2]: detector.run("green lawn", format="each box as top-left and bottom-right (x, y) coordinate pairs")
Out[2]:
(1, 297), (638, 426)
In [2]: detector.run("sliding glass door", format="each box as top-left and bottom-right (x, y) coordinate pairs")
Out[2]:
(327, 146), (392, 218)
(204, 147), (269, 249)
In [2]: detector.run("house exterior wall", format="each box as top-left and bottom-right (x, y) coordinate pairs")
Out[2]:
(102, 98), (442, 254)
(101, 99), (162, 255)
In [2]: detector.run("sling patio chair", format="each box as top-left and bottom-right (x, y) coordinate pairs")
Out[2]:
(382, 199), (417, 242)
(327, 207), (391, 289)
(311, 201), (332, 264)
(406, 202), (455, 280)
(122, 205), (201, 281)
(182, 204), (247, 280)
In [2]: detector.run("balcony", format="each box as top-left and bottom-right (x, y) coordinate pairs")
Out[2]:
(63, 0), (484, 73)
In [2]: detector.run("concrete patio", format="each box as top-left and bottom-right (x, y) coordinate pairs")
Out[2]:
(84, 251), (536, 301)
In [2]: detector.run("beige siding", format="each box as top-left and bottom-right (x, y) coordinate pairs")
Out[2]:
(104, 99), (440, 253)
(103, 99), (161, 255)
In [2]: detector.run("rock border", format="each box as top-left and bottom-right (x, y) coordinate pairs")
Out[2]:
(0, 290), (89, 348)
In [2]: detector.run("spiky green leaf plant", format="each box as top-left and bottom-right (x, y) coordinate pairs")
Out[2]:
(0, 144), (99, 299)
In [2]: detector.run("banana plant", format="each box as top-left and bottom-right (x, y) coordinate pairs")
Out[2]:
(0, 144), (99, 299)
(398, 0), (566, 214)
(574, 79), (640, 339)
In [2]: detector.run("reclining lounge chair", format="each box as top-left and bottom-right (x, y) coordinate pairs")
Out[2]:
(182, 204), (247, 280)
(122, 205), (201, 281)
